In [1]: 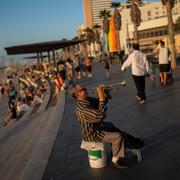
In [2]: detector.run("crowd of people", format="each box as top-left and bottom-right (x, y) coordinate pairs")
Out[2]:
(0, 54), (98, 126)
(0, 40), (172, 127)
(2, 67), (47, 126)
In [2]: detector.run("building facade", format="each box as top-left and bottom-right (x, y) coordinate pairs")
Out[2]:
(119, 0), (180, 54)
(81, 1), (180, 55)
(83, 0), (112, 28)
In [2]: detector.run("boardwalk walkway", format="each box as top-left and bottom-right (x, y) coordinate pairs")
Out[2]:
(1, 61), (180, 180)
(42, 62), (180, 180)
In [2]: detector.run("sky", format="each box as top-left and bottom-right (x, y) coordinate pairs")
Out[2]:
(0, 0), (159, 58)
(0, 0), (84, 56)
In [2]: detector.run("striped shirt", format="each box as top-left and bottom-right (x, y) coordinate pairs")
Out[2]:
(76, 97), (106, 142)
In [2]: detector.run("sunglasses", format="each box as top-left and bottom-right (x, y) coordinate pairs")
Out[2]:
(75, 87), (86, 95)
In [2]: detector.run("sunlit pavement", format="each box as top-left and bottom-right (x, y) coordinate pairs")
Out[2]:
(42, 61), (180, 180)
(0, 97), (8, 127)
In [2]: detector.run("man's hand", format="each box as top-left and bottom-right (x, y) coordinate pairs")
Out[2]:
(97, 85), (105, 101)
(121, 67), (126, 71)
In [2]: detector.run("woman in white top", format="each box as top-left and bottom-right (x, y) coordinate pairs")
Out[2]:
(158, 41), (170, 85)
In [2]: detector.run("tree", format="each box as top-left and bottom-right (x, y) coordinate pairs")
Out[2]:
(93, 24), (101, 44)
(84, 27), (95, 56)
(111, 2), (121, 31)
(174, 16), (180, 33)
(161, 0), (176, 69)
(99, 9), (111, 52)
(130, 0), (141, 44)
(93, 24), (101, 54)
(79, 34), (88, 57)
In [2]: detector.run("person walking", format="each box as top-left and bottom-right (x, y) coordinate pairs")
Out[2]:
(66, 58), (73, 83)
(102, 53), (111, 78)
(53, 74), (64, 97)
(157, 40), (170, 86)
(121, 44), (150, 105)
(84, 57), (93, 78)
(73, 55), (81, 79)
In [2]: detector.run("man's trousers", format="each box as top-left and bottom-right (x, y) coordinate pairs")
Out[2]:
(132, 75), (146, 101)
(101, 122), (125, 158)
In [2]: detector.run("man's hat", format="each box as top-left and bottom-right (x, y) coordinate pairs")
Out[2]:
(71, 83), (84, 98)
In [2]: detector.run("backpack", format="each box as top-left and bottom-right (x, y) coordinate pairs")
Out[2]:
(121, 131), (144, 149)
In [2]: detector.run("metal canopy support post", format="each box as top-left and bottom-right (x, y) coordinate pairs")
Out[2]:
(52, 49), (56, 67)
(47, 51), (50, 63)
(40, 52), (43, 63)
(37, 52), (40, 64)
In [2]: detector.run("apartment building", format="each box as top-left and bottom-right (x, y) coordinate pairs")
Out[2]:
(80, 1), (180, 54)
(119, 0), (180, 54)
(83, 0), (112, 28)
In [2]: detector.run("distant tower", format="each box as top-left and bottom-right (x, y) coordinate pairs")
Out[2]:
(83, 0), (112, 28)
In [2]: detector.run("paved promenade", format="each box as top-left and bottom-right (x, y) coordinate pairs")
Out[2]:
(0, 97), (8, 127)
(42, 61), (180, 180)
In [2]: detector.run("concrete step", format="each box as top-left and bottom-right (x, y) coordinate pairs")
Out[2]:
(4, 110), (52, 180)
(21, 91), (65, 180)
(0, 81), (52, 179)
(0, 112), (43, 179)
(0, 90), (65, 180)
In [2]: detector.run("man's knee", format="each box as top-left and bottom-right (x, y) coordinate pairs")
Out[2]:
(114, 132), (123, 142)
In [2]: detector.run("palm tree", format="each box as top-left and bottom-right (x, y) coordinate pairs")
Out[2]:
(99, 9), (111, 52)
(174, 16), (180, 33)
(79, 34), (88, 57)
(93, 24), (101, 55)
(130, 0), (141, 44)
(84, 27), (95, 56)
(111, 2), (121, 31)
(161, 0), (176, 69)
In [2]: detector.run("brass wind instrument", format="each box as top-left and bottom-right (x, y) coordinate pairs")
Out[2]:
(88, 80), (126, 94)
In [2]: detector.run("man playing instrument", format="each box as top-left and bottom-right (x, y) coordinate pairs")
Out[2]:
(71, 83), (144, 169)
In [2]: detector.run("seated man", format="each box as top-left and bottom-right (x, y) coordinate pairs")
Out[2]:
(71, 83), (144, 169)
(17, 98), (30, 118)
(4, 100), (17, 126)
(31, 91), (43, 105)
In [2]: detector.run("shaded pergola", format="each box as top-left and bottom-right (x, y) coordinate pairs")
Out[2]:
(23, 55), (48, 59)
(4, 39), (85, 66)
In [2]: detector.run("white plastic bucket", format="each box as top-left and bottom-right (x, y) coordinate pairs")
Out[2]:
(88, 149), (107, 168)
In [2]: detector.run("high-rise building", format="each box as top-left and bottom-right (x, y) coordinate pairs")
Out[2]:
(83, 0), (112, 28)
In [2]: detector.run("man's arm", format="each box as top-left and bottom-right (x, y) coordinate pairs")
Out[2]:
(121, 54), (132, 71)
(76, 86), (107, 123)
(76, 101), (106, 123)
(145, 55), (150, 73)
